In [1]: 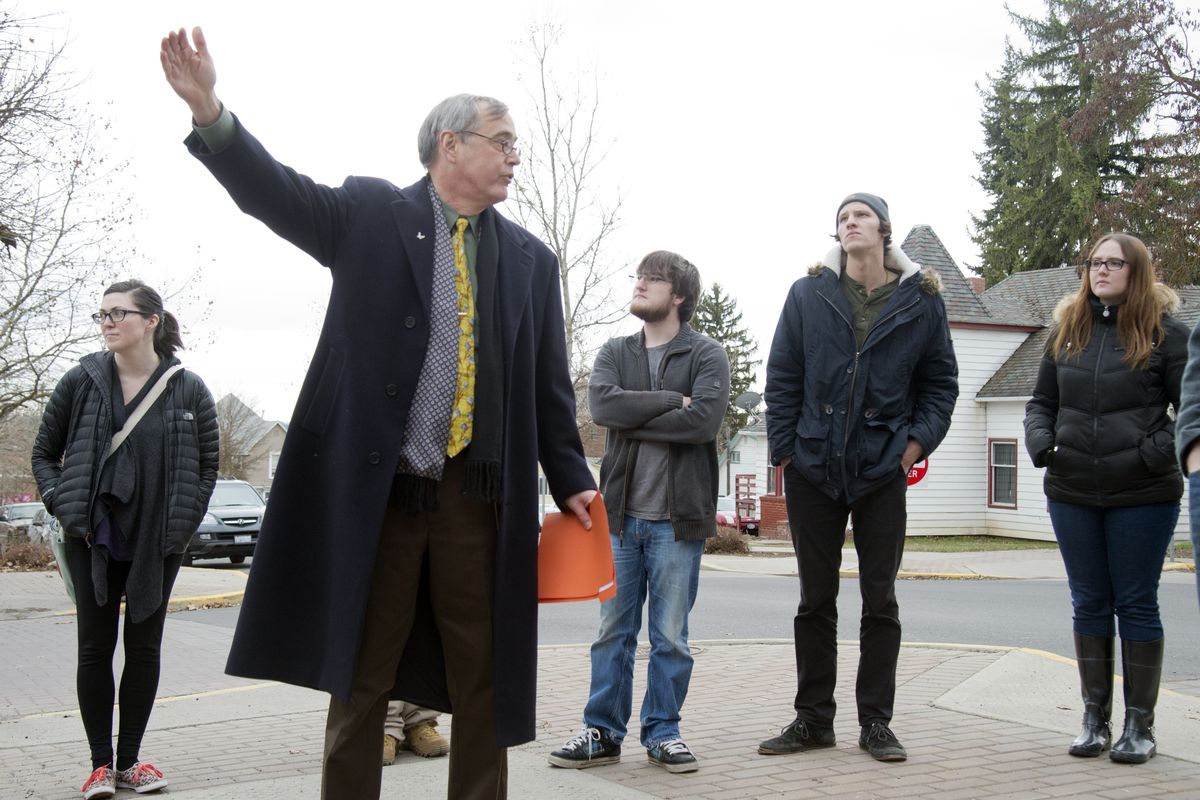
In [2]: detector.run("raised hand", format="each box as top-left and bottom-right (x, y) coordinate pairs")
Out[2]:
(160, 26), (222, 126)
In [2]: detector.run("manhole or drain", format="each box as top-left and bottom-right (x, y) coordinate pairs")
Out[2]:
(635, 644), (704, 659)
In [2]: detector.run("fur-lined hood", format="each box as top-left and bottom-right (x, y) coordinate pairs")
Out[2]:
(808, 243), (944, 295)
(1051, 282), (1181, 324)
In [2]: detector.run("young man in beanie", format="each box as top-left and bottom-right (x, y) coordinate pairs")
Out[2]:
(760, 194), (958, 761)
(548, 251), (729, 774)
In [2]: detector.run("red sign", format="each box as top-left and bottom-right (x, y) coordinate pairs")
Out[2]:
(907, 459), (928, 486)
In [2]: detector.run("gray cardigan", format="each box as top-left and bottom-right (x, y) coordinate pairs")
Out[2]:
(1175, 318), (1200, 471)
(589, 324), (730, 540)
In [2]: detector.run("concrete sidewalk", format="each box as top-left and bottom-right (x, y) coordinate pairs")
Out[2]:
(3, 629), (1199, 799)
(706, 541), (1197, 581)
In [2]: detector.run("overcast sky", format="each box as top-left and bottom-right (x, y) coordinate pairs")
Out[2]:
(37, 0), (1112, 420)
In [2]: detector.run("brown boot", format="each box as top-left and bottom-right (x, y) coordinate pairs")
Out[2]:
(382, 733), (401, 766)
(403, 720), (450, 758)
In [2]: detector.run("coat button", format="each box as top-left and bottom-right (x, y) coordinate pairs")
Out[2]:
(385, 384), (398, 397)
(404, 316), (416, 329)
(824, 404), (833, 415)
(367, 452), (381, 465)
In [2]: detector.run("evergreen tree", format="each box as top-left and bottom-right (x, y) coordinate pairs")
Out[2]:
(973, 0), (1199, 284)
(691, 283), (760, 448)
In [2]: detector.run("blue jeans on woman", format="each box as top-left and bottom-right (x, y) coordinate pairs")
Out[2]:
(1189, 474), (1200, 607)
(582, 516), (704, 748)
(1047, 501), (1178, 641)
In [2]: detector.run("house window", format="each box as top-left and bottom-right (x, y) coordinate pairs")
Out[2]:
(729, 451), (741, 464)
(989, 439), (1017, 508)
(767, 467), (776, 494)
(268, 451), (281, 479)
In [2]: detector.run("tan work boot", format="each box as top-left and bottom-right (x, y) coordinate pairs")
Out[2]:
(403, 721), (450, 758)
(382, 733), (401, 766)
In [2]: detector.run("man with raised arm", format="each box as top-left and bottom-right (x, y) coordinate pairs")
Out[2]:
(160, 27), (596, 800)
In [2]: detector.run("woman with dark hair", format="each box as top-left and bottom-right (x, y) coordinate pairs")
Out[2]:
(1025, 233), (1187, 764)
(32, 280), (218, 798)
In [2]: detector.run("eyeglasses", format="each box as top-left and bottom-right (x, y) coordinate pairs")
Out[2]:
(629, 273), (670, 285)
(458, 130), (521, 158)
(92, 308), (151, 324)
(1084, 258), (1128, 272)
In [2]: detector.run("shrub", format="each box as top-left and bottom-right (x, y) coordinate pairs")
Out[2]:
(3, 541), (56, 570)
(704, 526), (750, 555)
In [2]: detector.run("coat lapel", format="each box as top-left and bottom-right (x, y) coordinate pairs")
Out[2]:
(391, 178), (436, 312)
(494, 217), (533, 366)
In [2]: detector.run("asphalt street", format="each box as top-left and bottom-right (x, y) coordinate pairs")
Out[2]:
(175, 570), (1200, 688)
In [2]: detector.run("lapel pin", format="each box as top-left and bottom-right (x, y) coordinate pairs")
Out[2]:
(417, 232), (426, 240)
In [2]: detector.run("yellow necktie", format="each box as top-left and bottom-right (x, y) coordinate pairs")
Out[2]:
(447, 217), (475, 456)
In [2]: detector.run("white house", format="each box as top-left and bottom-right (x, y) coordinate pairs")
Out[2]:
(738, 225), (1195, 542)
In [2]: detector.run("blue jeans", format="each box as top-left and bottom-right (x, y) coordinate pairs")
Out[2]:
(1047, 501), (1178, 641)
(582, 516), (704, 747)
(1189, 474), (1200, 607)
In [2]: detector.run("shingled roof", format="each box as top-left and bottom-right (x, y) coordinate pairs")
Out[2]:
(899, 226), (997, 325)
(977, 267), (1200, 398)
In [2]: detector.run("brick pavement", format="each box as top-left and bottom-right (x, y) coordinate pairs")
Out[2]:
(3, 613), (1199, 799)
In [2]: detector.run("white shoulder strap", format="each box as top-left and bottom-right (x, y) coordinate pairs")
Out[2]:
(108, 364), (185, 457)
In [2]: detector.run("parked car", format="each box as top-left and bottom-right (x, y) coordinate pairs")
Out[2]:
(0, 502), (45, 539)
(716, 495), (760, 535)
(186, 479), (266, 565)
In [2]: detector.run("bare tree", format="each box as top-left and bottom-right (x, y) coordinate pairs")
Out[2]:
(0, 408), (40, 500)
(0, 10), (131, 424)
(215, 393), (265, 480)
(508, 22), (626, 394)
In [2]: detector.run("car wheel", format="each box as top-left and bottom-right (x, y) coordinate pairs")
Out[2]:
(229, 555), (245, 564)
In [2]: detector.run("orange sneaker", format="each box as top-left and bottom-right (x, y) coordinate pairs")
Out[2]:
(116, 762), (168, 794)
(81, 764), (115, 799)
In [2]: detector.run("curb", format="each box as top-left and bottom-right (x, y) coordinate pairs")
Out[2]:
(702, 561), (1009, 581)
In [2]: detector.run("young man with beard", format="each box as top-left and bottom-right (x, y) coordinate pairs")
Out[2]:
(761, 194), (957, 763)
(549, 251), (729, 774)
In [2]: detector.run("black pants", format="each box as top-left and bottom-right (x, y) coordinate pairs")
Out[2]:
(784, 467), (907, 728)
(65, 538), (183, 770)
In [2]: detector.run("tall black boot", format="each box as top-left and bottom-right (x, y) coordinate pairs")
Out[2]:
(1068, 633), (1113, 757)
(1110, 637), (1164, 764)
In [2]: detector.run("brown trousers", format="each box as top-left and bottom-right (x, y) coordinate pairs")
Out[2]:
(321, 456), (507, 799)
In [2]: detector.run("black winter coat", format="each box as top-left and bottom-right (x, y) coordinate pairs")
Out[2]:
(1024, 294), (1187, 507)
(765, 245), (959, 505)
(31, 351), (219, 552)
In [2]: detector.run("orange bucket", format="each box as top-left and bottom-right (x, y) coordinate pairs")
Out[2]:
(538, 494), (616, 603)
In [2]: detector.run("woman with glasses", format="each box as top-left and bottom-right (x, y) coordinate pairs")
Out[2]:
(1025, 233), (1187, 764)
(32, 280), (218, 798)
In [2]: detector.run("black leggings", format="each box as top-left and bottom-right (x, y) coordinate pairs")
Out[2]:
(64, 538), (183, 770)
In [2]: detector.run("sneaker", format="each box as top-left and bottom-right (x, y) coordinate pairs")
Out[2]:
(383, 733), (400, 766)
(859, 722), (907, 762)
(647, 738), (699, 773)
(402, 721), (449, 758)
(547, 727), (621, 769)
(758, 718), (836, 755)
(115, 762), (168, 793)
(81, 765), (116, 800)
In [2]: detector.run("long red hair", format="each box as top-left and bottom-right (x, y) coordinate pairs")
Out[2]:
(1049, 233), (1164, 369)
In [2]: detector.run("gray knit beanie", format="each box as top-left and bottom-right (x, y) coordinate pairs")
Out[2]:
(836, 192), (890, 229)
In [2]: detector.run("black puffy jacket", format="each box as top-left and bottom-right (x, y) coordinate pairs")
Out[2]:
(765, 245), (959, 504)
(31, 351), (219, 553)
(1024, 291), (1187, 507)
